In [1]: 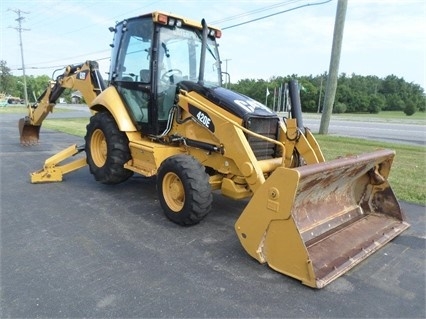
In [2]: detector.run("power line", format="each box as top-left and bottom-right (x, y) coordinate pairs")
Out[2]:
(210, 0), (303, 25)
(4, 1), (159, 73)
(22, 1), (157, 33)
(222, 0), (333, 30)
(6, 1), (334, 76)
(26, 2), (101, 29)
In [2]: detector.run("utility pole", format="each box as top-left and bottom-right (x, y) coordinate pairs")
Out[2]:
(319, 0), (347, 134)
(10, 9), (30, 105)
(223, 58), (232, 88)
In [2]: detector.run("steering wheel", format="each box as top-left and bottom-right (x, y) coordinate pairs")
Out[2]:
(161, 69), (182, 85)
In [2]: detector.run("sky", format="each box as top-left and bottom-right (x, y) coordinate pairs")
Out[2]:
(1, 0), (425, 89)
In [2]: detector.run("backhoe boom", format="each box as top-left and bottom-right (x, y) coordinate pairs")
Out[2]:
(19, 61), (105, 145)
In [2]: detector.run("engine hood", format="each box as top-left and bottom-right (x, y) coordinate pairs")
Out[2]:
(178, 81), (276, 120)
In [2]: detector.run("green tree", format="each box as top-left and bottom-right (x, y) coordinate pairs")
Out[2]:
(26, 75), (51, 102)
(335, 83), (353, 110)
(299, 77), (318, 112)
(384, 93), (404, 111)
(404, 103), (416, 116)
(333, 102), (347, 113)
(379, 75), (425, 112)
(229, 73), (424, 116)
(0, 60), (14, 94)
(230, 78), (270, 106)
(368, 95), (385, 113)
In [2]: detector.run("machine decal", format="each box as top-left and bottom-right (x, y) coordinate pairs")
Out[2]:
(233, 98), (271, 114)
(178, 81), (276, 119)
(77, 70), (89, 80)
(188, 104), (215, 132)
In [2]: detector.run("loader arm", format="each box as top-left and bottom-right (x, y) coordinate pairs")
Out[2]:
(175, 86), (408, 288)
(19, 61), (105, 145)
(177, 87), (324, 195)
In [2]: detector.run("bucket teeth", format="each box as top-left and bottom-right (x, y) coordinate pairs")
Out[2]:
(20, 136), (40, 146)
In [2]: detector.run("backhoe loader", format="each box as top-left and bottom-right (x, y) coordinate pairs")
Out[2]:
(19, 11), (409, 288)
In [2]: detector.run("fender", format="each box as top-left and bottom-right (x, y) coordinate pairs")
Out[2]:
(89, 86), (137, 132)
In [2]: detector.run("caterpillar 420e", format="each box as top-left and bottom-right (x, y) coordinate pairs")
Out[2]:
(19, 11), (409, 288)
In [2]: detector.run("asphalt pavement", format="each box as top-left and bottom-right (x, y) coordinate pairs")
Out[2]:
(1, 113), (425, 318)
(301, 113), (426, 146)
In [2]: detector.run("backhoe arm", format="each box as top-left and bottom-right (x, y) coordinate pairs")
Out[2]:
(19, 60), (105, 145)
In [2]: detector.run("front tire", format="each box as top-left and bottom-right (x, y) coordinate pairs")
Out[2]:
(85, 112), (133, 184)
(157, 155), (212, 226)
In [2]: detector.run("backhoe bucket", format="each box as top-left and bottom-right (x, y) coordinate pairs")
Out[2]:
(235, 149), (409, 288)
(19, 118), (40, 145)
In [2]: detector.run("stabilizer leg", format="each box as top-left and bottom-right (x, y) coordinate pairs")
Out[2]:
(31, 144), (87, 183)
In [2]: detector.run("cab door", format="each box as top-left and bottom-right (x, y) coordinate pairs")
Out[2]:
(109, 17), (161, 135)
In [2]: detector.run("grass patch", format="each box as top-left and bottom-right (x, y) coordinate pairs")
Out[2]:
(338, 110), (425, 119)
(0, 106), (29, 114)
(38, 117), (426, 205)
(302, 111), (426, 124)
(43, 117), (89, 136)
(0, 106), (71, 114)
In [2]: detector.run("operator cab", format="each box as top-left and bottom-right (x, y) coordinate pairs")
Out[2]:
(109, 12), (222, 135)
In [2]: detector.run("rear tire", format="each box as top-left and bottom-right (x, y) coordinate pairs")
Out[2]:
(157, 155), (212, 226)
(85, 112), (133, 184)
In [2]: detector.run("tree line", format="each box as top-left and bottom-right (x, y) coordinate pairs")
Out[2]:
(229, 73), (425, 116)
(1, 60), (424, 115)
(0, 61), (74, 104)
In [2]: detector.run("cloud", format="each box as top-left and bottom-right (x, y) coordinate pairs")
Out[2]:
(344, 1), (426, 52)
(2, 0), (424, 86)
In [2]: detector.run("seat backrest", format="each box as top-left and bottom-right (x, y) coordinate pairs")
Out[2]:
(140, 69), (150, 83)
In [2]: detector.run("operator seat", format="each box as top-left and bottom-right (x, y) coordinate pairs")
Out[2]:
(118, 73), (148, 123)
(140, 69), (150, 83)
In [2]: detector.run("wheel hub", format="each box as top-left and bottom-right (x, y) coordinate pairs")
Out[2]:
(163, 172), (185, 212)
(91, 128), (107, 167)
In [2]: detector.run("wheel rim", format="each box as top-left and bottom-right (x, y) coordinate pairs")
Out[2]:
(91, 128), (107, 167)
(162, 172), (185, 212)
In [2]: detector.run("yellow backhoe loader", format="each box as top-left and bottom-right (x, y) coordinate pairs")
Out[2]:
(19, 11), (409, 288)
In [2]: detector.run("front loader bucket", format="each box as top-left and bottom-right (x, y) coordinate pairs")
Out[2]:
(19, 118), (40, 145)
(235, 149), (409, 288)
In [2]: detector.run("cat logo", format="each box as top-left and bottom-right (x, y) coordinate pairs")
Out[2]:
(77, 70), (88, 80)
(188, 104), (215, 132)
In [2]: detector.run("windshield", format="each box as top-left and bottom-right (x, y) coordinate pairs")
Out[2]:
(158, 26), (221, 88)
